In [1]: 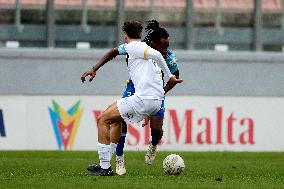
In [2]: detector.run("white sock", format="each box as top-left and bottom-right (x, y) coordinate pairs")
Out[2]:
(110, 142), (117, 159)
(97, 143), (111, 169)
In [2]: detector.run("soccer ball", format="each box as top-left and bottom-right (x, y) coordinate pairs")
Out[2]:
(162, 154), (185, 175)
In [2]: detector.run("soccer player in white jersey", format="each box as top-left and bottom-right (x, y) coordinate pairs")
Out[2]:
(85, 20), (180, 176)
(115, 21), (180, 175)
(81, 21), (183, 176)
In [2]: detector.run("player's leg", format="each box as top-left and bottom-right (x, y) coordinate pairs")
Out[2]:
(110, 122), (122, 157)
(145, 100), (165, 165)
(116, 121), (127, 157)
(88, 102), (123, 176)
(110, 123), (122, 143)
(116, 80), (134, 158)
(115, 121), (127, 175)
(145, 115), (163, 165)
(97, 103), (122, 144)
(87, 121), (122, 174)
(115, 80), (134, 175)
(87, 121), (122, 173)
(150, 116), (164, 146)
(89, 95), (151, 176)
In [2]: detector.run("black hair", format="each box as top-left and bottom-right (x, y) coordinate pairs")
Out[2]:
(143, 20), (169, 45)
(122, 21), (143, 39)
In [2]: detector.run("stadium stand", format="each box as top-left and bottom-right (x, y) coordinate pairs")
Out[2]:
(0, 0), (283, 50)
(0, 0), (282, 12)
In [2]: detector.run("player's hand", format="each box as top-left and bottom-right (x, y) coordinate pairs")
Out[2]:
(142, 116), (150, 127)
(168, 75), (183, 85)
(81, 69), (96, 83)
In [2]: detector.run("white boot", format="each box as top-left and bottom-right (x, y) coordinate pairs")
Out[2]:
(145, 143), (157, 165)
(116, 156), (126, 175)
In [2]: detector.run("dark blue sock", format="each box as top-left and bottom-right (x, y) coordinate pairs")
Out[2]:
(116, 132), (126, 156)
(151, 135), (160, 146)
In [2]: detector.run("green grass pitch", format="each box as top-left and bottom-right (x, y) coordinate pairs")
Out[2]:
(0, 151), (284, 189)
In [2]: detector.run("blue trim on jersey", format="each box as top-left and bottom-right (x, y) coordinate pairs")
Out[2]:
(164, 49), (178, 74)
(118, 44), (127, 55)
(122, 80), (165, 118)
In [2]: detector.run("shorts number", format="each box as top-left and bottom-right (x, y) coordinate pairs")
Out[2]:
(126, 113), (133, 119)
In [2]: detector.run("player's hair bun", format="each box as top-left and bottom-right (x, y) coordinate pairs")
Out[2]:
(145, 20), (160, 32)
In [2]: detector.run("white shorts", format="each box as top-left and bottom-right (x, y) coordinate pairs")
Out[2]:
(117, 95), (162, 124)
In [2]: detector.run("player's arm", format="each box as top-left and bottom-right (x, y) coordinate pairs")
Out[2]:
(144, 47), (172, 83)
(164, 52), (180, 94)
(81, 48), (119, 83)
(144, 47), (183, 86)
(92, 48), (119, 72)
(164, 69), (179, 94)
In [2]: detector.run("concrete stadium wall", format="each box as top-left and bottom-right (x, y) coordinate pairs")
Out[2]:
(0, 48), (284, 97)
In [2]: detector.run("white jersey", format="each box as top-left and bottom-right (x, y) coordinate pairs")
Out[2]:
(124, 41), (172, 100)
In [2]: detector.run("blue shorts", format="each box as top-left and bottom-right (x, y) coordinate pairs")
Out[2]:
(122, 80), (165, 118)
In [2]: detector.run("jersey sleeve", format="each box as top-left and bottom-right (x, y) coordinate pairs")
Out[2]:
(144, 47), (172, 84)
(118, 44), (127, 55)
(166, 52), (179, 74)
